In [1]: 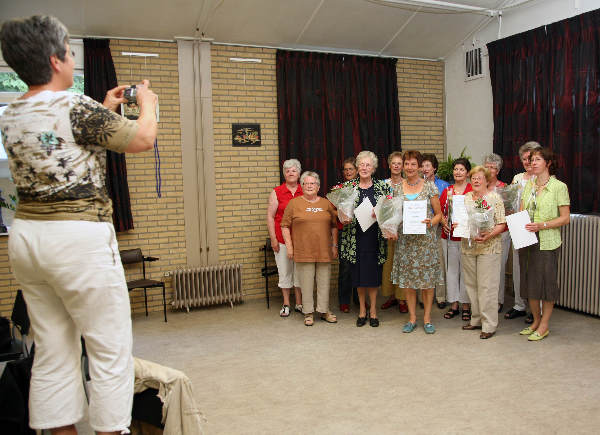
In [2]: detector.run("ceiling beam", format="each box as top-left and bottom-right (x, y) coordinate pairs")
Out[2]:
(295, 0), (326, 44)
(378, 6), (421, 55)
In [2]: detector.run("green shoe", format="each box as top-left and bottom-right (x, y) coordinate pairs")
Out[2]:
(402, 322), (418, 333)
(424, 323), (436, 334)
(528, 330), (550, 341)
(519, 326), (535, 336)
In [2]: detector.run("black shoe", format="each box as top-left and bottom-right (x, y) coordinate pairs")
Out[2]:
(437, 301), (447, 309)
(369, 317), (379, 327)
(504, 308), (526, 319)
(525, 313), (534, 324)
(498, 303), (504, 313)
(356, 316), (367, 327)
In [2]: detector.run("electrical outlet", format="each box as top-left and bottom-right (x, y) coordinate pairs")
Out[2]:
(163, 271), (171, 277)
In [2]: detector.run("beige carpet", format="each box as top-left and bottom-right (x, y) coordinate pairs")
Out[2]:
(130, 296), (600, 435)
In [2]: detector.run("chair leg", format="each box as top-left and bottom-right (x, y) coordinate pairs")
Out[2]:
(161, 284), (167, 323)
(144, 288), (148, 317)
(265, 275), (270, 309)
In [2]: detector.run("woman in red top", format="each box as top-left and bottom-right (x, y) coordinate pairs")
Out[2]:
(267, 159), (303, 317)
(440, 158), (472, 321)
(484, 153), (509, 313)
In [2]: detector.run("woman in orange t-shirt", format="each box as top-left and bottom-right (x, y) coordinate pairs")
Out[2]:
(281, 171), (338, 327)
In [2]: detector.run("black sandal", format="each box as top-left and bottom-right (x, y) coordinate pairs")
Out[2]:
(462, 309), (471, 321)
(444, 308), (460, 319)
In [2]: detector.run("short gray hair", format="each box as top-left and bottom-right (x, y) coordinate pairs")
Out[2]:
(356, 150), (378, 170)
(0, 15), (69, 86)
(483, 153), (503, 171)
(518, 141), (542, 158)
(300, 171), (320, 186)
(282, 159), (301, 174)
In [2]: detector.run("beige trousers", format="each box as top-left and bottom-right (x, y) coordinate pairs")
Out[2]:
(461, 252), (501, 333)
(296, 262), (331, 314)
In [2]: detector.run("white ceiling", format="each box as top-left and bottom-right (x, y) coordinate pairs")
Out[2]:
(2, 0), (530, 59)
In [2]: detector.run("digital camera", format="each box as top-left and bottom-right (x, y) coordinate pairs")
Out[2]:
(123, 85), (137, 103)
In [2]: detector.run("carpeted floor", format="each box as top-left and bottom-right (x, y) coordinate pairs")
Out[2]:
(129, 294), (600, 435)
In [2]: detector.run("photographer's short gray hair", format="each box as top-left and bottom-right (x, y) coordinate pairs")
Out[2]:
(282, 159), (301, 175)
(300, 171), (320, 186)
(0, 15), (69, 86)
(483, 153), (503, 171)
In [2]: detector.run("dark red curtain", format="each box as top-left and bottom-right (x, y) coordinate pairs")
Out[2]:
(488, 9), (600, 213)
(83, 38), (134, 231)
(276, 50), (401, 191)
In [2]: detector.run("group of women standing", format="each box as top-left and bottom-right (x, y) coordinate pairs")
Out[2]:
(267, 143), (570, 341)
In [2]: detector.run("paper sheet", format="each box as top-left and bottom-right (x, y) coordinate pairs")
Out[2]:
(354, 196), (376, 232)
(402, 200), (427, 235)
(450, 195), (470, 238)
(506, 210), (538, 249)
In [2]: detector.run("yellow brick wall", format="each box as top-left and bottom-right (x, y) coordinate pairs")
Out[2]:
(110, 39), (186, 316)
(397, 58), (445, 159)
(0, 44), (444, 317)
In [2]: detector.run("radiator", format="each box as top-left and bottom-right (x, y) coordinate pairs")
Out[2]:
(557, 214), (600, 315)
(172, 264), (243, 311)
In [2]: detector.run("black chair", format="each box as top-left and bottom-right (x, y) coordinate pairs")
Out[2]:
(0, 290), (31, 363)
(120, 249), (167, 322)
(260, 238), (278, 309)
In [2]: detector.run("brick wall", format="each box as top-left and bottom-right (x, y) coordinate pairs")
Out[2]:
(110, 39), (186, 315)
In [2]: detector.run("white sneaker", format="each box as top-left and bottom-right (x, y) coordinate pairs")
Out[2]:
(294, 304), (303, 313)
(279, 305), (290, 317)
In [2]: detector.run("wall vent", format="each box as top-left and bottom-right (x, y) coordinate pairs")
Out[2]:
(465, 47), (484, 81)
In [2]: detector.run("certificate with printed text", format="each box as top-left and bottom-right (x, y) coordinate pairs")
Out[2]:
(451, 195), (469, 238)
(402, 200), (427, 234)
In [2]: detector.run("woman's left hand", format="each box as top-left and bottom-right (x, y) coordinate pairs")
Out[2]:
(525, 222), (542, 232)
(474, 232), (489, 243)
(422, 218), (432, 228)
(331, 246), (338, 259)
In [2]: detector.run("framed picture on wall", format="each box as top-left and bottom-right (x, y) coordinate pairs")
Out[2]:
(232, 123), (261, 147)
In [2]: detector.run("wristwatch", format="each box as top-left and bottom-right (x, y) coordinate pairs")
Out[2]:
(543, 222), (547, 228)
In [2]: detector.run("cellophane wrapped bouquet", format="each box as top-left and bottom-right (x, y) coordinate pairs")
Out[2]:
(466, 197), (495, 241)
(496, 183), (520, 215)
(375, 194), (403, 238)
(326, 180), (359, 222)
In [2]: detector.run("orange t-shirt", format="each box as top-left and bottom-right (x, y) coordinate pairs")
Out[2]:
(280, 196), (337, 262)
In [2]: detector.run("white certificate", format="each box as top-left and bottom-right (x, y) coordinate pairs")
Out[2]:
(450, 195), (470, 238)
(506, 210), (538, 249)
(354, 197), (376, 232)
(403, 200), (427, 235)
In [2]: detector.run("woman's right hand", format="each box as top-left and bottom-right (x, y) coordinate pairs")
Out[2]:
(271, 238), (280, 253)
(286, 246), (293, 259)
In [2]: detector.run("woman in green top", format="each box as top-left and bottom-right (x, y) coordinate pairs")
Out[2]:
(519, 148), (570, 341)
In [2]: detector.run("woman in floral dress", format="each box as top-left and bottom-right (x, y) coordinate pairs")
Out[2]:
(391, 150), (442, 334)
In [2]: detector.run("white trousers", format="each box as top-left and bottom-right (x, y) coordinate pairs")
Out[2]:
(273, 244), (300, 289)
(8, 219), (133, 432)
(441, 239), (470, 304)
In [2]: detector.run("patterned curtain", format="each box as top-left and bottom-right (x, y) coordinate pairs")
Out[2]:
(83, 38), (134, 231)
(276, 50), (401, 191)
(488, 9), (600, 213)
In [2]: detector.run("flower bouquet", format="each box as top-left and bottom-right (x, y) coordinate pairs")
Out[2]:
(466, 197), (495, 241)
(375, 194), (403, 238)
(496, 183), (520, 215)
(326, 181), (359, 223)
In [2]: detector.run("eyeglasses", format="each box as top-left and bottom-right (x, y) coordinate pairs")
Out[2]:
(303, 182), (318, 186)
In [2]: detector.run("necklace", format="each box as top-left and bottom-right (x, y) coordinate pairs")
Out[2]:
(406, 178), (420, 187)
(536, 177), (550, 188)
